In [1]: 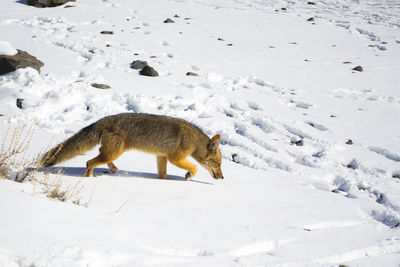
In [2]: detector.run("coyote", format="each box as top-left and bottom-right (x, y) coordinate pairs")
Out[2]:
(42, 113), (224, 179)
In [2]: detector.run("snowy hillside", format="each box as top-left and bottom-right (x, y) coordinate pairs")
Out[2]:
(1, 0), (400, 266)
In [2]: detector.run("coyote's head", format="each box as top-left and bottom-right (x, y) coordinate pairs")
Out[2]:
(201, 134), (224, 179)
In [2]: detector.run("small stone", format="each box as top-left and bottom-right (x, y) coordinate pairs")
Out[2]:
(100, 31), (114, 35)
(352, 66), (363, 72)
(290, 139), (304, 146)
(174, 14), (180, 18)
(16, 98), (24, 109)
(218, 38), (224, 41)
(130, 60), (148, 70)
(232, 153), (239, 163)
(307, 2), (316, 5)
(307, 17), (315, 22)
(139, 66), (159, 77)
(342, 61), (352, 64)
(106, 44), (112, 47)
(392, 173), (400, 179)
(91, 83), (111, 89)
(186, 72), (198, 76)
(227, 43), (233, 46)
(164, 18), (175, 23)
(281, 7), (287, 11)
(346, 139), (353, 145)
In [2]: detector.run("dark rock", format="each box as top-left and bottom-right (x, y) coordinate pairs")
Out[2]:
(232, 154), (239, 163)
(16, 98), (24, 109)
(227, 43), (233, 46)
(352, 66), (363, 72)
(346, 139), (353, 145)
(342, 61), (352, 64)
(0, 49), (44, 75)
(290, 139), (304, 146)
(307, 2), (316, 5)
(130, 60), (148, 70)
(164, 18), (175, 23)
(27, 0), (76, 8)
(307, 17), (315, 22)
(139, 66), (159, 77)
(101, 31), (114, 35)
(392, 172), (400, 179)
(91, 83), (110, 89)
(186, 72), (198, 76)
(174, 14), (180, 18)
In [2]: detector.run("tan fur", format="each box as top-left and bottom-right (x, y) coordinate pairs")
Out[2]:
(42, 113), (224, 179)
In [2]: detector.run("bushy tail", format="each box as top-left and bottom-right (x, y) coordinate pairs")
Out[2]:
(41, 123), (101, 168)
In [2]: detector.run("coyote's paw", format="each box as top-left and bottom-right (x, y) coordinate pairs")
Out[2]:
(107, 162), (119, 174)
(185, 172), (193, 180)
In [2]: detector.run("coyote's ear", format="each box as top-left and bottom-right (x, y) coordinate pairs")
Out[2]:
(208, 134), (221, 154)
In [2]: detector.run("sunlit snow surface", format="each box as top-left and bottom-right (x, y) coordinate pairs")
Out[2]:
(1, 0), (399, 266)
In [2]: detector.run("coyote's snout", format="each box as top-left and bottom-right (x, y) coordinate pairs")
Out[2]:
(42, 113), (224, 180)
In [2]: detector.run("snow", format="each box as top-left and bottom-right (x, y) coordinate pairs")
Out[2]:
(1, 0), (400, 266)
(0, 41), (17, 56)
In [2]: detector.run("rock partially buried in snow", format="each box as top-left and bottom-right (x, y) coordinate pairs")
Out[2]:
(16, 98), (24, 109)
(164, 18), (175, 23)
(186, 72), (199, 76)
(27, 0), (76, 8)
(139, 66), (159, 77)
(100, 31), (114, 35)
(130, 60), (148, 70)
(352, 65), (363, 72)
(91, 83), (111, 89)
(0, 49), (44, 75)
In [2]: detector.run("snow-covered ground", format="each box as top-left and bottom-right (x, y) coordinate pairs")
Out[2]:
(1, 0), (400, 266)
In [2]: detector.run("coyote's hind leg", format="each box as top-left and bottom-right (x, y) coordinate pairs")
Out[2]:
(85, 129), (125, 177)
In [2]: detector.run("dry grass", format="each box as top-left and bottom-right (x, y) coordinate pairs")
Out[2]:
(1, 123), (94, 207)
(31, 176), (94, 208)
(0, 123), (37, 182)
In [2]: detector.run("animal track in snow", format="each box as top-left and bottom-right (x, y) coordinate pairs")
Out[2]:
(332, 88), (400, 104)
(369, 146), (400, 162)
